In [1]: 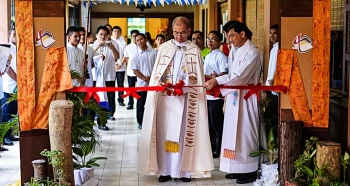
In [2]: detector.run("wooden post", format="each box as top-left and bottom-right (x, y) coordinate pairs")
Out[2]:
(279, 121), (304, 185)
(49, 100), (74, 185)
(32, 159), (47, 180)
(316, 141), (341, 180)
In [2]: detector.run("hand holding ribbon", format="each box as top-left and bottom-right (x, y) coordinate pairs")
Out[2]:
(161, 80), (185, 96)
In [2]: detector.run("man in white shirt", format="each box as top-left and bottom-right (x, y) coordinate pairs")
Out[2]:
(112, 26), (128, 106)
(66, 26), (85, 86)
(1, 28), (18, 145)
(265, 24), (279, 89)
(122, 29), (139, 110)
(91, 25), (120, 125)
(131, 33), (156, 130)
(77, 27), (93, 87)
(204, 30), (227, 159)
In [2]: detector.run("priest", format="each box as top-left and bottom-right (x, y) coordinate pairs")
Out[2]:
(137, 16), (214, 183)
(204, 22), (263, 184)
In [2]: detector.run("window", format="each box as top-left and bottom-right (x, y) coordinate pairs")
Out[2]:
(127, 18), (146, 37)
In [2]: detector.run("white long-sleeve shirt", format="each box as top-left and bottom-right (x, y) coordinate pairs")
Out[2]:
(265, 42), (279, 86)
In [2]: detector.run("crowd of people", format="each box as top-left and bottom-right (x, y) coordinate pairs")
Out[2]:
(0, 15), (280, 184)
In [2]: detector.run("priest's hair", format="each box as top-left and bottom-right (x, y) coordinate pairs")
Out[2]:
(172, 16), (191, 29)
(228, 22), (253, 40)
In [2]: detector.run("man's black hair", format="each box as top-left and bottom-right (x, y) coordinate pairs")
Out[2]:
(270, 24), (278, 31)
(223, 20), (239, 32)
(192, 30), (204, 39)
(135, 33), (146, 39)
(208, 30), (223, 42)
(96, 26), (110, 35)
(112, 26), (122, 32)
(66, 26), (80, 36)
(228, 22), (253, 40)
(78, 27), (86, 32)
(130, 29), (140, 35)
(156, 34), (166, 41)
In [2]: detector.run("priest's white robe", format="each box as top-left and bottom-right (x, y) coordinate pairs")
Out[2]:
(137, 40), (214, 178)
(216, 40), (262, 173)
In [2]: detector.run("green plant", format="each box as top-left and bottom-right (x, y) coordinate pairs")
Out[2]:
(40, 149), (69, 186)
(249, 128), (278, 164)
(294, 137), (318, 184)
(0, 114), (18, 145)
(339, 151), (350, 185)
(72, 139), (107, 169)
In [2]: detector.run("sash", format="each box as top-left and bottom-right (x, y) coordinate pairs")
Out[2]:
(93, 55), (108, 103)
(222, 40), (257, 159)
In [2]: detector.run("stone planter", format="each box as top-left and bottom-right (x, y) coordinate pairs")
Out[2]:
(74, 167), (94, 186)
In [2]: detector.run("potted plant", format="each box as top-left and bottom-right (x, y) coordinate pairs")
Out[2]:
(250, 128), (279, 186)
(72, 139), (107, 185)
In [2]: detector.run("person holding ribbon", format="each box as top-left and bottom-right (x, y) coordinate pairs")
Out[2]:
(131, 33), (157, 130)
(204, 22), (263, 184)
(137, 16), (214, 183)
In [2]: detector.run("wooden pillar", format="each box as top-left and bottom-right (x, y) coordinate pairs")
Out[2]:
(279, 121), (304, 186)
(49, 100), (74, 185)
(227, 0), (239, 21)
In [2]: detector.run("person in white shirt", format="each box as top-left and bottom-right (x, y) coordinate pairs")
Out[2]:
(131, 33), (157, 129)
(112, 26), (128, 106)
(154, 34), (166, 50)
(145, 32), (153, 49)
(204, 30), (228, 159)
(265, 24), (279, 89)
(122, 29), (139, 110)
(66, 26), (86, 86)
(91, 25), (120, 125)
(77, 27), (93, 87)
(1, 28), (18, 146)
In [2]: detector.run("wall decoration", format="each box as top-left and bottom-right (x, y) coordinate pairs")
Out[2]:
(292, 33), (313, 53)
(35, 29), (56, 49)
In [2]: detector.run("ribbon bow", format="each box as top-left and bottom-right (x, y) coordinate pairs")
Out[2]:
(163, 80), (184, 96)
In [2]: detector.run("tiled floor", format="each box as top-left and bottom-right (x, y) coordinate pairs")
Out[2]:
(0, 104), (254, 186)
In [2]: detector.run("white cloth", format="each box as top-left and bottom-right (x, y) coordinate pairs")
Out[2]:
(93, 55), (108, 102)
(131, 48), (157, 88)
(227, 45), (238, 73)
(77, 44), (94, 87)
(2, 43), (16, 93)
(265, 42), (279, 86)
(216, 40), (262, 173)
(112, 37), (127, 72)
(67, 43), (85, 86)
(124, 43), (138, 77)
(204, 49), (228, 100)
(91, 40), (119, 81)
(138, 40), (214, 178)
(146, 41), (152, 49)
(0, 48), (10, 99)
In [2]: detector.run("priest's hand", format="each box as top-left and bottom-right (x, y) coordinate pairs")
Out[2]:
(204, 78), (218, 90)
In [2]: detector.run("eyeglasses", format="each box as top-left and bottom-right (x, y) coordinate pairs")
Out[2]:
(192, 37), (202, 41)
(206, 38), (219, 42)
(173, 31), (188, 36)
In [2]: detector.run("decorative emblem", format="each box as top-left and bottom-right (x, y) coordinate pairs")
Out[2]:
(292, 33), (313, 53)
(35, 29), (56, 49)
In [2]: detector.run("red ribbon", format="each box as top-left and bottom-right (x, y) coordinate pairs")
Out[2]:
(68, 84), (287, 103)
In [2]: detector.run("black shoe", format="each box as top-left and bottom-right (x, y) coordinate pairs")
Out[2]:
(9, 135), (19, 141)
(180, 177), (191, 182)
(119, 102), (125, 106)
(3, 138), (13, 146)
(108, 116), (115, 121)
(98, 126), (110, 131)
(126, 105), (133, 110)
(138, 125), (142, 129)
(236, 172), (257, 184)
(158, 175), (172, 182)
(225, 173), (243, 179)
(212, 151), (219, 158)
(0, 146), (8, 151)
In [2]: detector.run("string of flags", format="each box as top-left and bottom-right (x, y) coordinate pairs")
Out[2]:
(82, 0), (207, 7)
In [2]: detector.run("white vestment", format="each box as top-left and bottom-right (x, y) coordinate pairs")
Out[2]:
(216, 40), (262, 173)
(67, 43), (84, 87)
(137, 40), (214, 178)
